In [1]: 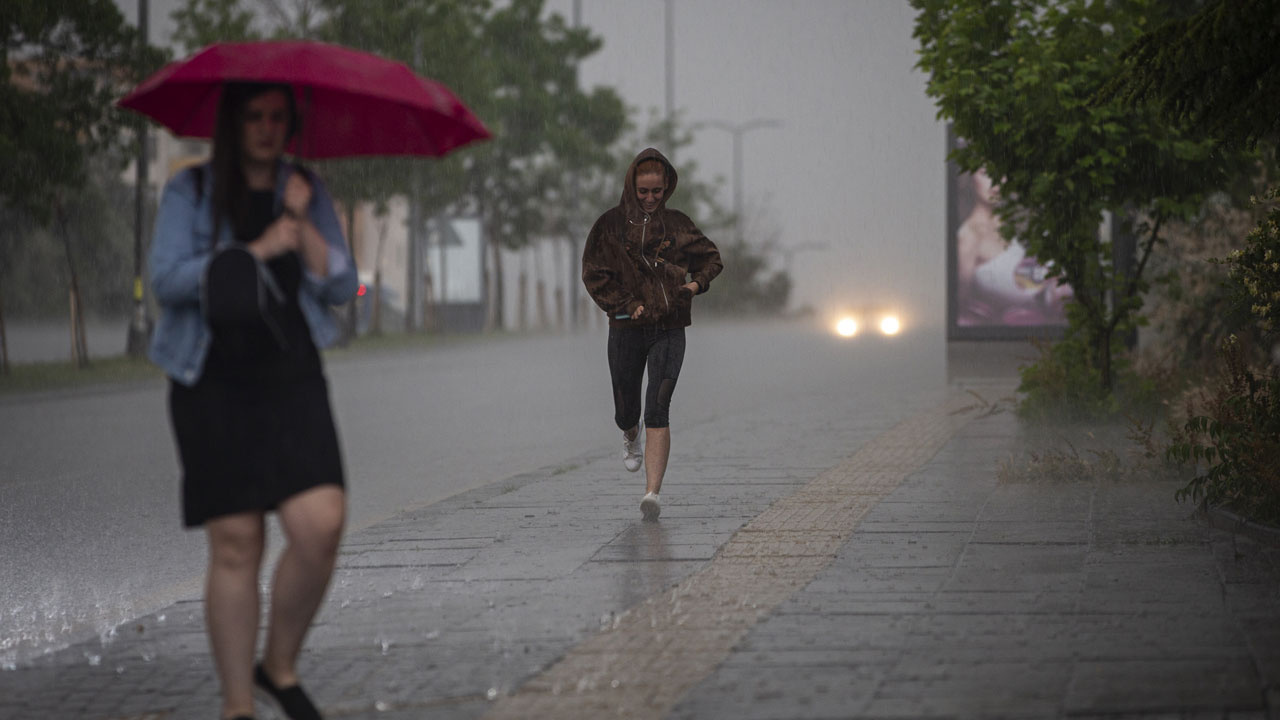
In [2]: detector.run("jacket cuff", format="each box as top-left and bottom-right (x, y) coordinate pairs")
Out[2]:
(693, 275), (711, 294)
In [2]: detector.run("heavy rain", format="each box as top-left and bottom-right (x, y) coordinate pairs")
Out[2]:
(2, 1), (1277, 719)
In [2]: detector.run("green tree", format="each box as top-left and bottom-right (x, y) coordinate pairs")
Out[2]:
(171, 0), (631, 334)
(1105, 2), (1280, 521)
(257, 0), (326, 38)
(314, 0), (491, 331)
(913, 0), (1239, 400)
(170, 0), (260, 53)
(1098, 0), (1280, 152)
(459, 0), (626, 330)
(1, 0), (165, 369)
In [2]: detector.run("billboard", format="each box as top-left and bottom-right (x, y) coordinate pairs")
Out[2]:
(429, 217), (484, 304)
(947, 129), (1072, 340)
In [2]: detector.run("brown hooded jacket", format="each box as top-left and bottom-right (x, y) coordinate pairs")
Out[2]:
(581, 148), (723, 328)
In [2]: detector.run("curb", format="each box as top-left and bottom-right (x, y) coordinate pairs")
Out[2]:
(1198, 503), (1280, 548)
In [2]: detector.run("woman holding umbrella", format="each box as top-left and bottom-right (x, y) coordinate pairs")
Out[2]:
(582, 148), (723, 520)
(124, 39), (487, 720)
(148, 82), (356, 720)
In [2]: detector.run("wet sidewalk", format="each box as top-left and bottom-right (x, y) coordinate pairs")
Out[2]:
(2, 374), (1278, 719)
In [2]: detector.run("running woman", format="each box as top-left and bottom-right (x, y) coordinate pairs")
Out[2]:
(582, 148), (723, 520)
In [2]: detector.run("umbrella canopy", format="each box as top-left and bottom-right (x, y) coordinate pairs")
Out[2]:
(118, 40), (490, 159)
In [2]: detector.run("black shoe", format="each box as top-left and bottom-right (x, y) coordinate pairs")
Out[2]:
(253, 663), (323, 720)
(229, 716), (256, 720)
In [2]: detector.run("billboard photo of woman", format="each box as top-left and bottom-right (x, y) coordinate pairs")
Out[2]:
(948, 132), (1072, 339)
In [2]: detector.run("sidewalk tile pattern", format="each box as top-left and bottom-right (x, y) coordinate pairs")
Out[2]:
(668, 410), (1280, 720)
(480, 393), (981, 719)
(4, 382), (1280, 719)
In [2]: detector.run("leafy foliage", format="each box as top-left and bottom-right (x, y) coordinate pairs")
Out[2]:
(2, 0), (166, 221)
(912, 0), (1241, 395)
(0, 158), (141, 318)
(171, 0), (630, 329)
(170, 0), (260, 53)
(1142, 189), (1268, 371)
(1104, 3), (1280, 526)
(1168, 335), (1280, 524)
(697, 238), (791, 316)
(1097, 0), (1280, 152)
(1016, 336), (1117, 423)
(1, 0), (167, 367)
(1219, 186), (1280, 342)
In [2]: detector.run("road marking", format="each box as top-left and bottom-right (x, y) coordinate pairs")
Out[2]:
(482, 392), (984, 719)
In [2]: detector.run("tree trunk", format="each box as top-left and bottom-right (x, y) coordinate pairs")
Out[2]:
(0, 279), (9, 376)
(423, 244), (437, 333)
(406, 198), (418, 334)
(518, 251), (529, 333)
(372, 270), (383, 335)
(372, 216), (388, 336)
(1099, 328), (1113, 393)
(488, 240), (505, 332)
(537, 279), (548, 330)
(551, 236), (565, 330)
(343, 202), (358, 344)
(423, 272), (436, 331)
(57, 198), (89, 368)
(484, 264), (495, 332)
(534, 241), (549, 330)
(565, 236), (578, 330)
(438, 222), (449, 325)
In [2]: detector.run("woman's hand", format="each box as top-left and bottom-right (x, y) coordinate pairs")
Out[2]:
(283, 173), (313, 218)
(682, 281), (700, 295)
(249, 216), (300, 260)
(632, 304), (645, 319)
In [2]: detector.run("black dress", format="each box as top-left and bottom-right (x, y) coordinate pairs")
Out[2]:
(169, 190), (344, 527)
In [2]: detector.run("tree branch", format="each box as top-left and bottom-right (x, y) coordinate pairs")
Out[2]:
(1107, 211), (1163, 335)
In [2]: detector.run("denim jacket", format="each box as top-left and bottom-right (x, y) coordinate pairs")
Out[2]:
(148, 161), (358, 385)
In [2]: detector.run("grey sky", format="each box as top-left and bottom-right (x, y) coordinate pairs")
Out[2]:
(113, 0), (944, 324)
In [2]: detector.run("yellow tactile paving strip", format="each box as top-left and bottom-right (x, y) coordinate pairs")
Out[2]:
(482, 393), (983, 720)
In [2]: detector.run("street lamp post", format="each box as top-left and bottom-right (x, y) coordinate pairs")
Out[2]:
(703, 118), (781, 245)
(570, 0), (583, 329)
(665, 0), (675, 153)
(126, 0), (152, 358)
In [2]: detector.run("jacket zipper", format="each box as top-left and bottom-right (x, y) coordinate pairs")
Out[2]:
(638, 214), (669, 313)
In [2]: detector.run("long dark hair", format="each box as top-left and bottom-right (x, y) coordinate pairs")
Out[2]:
(209, 82), (300, 244)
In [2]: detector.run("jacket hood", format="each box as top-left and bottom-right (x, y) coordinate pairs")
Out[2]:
(620, 147), (678, 221)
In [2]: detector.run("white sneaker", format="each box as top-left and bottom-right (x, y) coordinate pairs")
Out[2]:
(640, 492), (661, 520)
(622, 434), (643, 472)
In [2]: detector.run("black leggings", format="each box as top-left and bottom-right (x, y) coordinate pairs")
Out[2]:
(607, 326), (686, 430)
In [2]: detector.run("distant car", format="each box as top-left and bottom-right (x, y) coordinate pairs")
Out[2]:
(828, 305), (905, 339)
(354, 276), (403, 334)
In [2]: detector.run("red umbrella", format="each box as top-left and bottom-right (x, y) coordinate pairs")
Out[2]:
(117, 40), (490, 159)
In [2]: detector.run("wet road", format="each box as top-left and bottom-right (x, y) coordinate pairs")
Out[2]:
(0, 319), (948, 668)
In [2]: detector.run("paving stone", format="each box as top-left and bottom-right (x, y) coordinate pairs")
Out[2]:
(1064, 658), (1264, 714)
(5, 380), (1280, 720)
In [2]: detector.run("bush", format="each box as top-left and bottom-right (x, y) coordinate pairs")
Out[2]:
(1017, 336), (1115, 423)
(1142, 188), (1271, 372)
(1167, 335), (1280, 524)
(697, 238), (792, 316)
(1017, 333), (1165, 424)
(0, 158), (141, 319)
(1166, 186), (1280, 524)
(1221, 185), (1280, 343)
